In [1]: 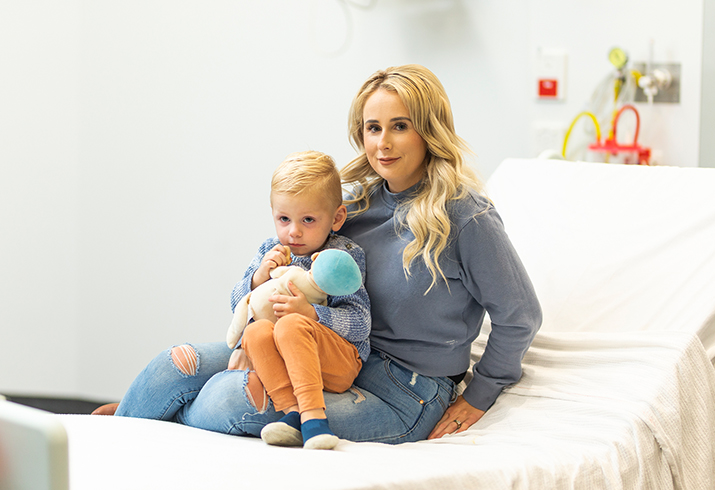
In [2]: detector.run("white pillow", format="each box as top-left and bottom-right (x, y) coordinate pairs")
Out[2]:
(485, 159), (715, 356)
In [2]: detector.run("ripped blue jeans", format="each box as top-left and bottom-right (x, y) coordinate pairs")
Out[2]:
(115, 342), (456, 444)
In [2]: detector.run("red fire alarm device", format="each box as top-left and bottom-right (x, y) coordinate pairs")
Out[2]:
(538, 79), (559, 98)
(536, 49), (567, 101)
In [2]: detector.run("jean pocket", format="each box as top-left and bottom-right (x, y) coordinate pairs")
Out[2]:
(433, 376), (457, 409)
(382, 360), (459, 441)
(383, 358), (455, 415)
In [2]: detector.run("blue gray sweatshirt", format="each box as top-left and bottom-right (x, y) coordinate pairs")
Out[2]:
(340, 182), (542, 411)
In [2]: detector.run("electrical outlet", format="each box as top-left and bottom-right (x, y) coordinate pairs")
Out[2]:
(633, 62), (681, 103)
(532, 121), (567, 157)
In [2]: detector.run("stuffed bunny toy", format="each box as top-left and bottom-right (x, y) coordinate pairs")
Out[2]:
(226, 248), (362, 349)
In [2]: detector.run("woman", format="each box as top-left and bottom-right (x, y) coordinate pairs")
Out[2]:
(336, 64), (541, 441)
(97, 64), (541, 444)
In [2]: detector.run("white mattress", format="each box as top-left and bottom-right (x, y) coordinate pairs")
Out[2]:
(54, 159), (715, 489)
(58, 330), (715, 490)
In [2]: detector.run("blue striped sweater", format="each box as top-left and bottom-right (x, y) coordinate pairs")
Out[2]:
(230, 234), (371, 361)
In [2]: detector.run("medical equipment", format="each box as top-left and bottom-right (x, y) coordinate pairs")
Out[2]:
(587, 48), (639, 138)
(562, 48), (652, 164)
(562, 105), (651, 165)
(587, 104), (651, 165)
(561, 111), (601, 160)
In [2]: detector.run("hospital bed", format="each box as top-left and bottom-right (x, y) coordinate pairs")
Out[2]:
(4, 158), (715, 489)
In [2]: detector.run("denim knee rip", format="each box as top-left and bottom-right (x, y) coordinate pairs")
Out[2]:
(243, 370), (269, 413)
(170, 344), (199, 377)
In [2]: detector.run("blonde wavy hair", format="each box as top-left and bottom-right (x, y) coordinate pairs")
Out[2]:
(272, 150), (343, 211)
(341, 64), (484, 293)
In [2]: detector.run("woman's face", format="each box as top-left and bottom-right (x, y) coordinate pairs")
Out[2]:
(362, 88), (428, 193)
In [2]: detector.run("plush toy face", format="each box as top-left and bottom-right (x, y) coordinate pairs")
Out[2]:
(310, 249), (362, 297)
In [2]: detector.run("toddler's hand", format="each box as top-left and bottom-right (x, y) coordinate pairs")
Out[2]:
(252, 244), (291, 288)
(270, 281), (318, 321)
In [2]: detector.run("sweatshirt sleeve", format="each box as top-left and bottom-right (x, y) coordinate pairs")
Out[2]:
(457, 205), (542, 411)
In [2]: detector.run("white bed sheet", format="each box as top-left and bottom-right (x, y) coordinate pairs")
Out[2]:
(58, 330), (715, 490)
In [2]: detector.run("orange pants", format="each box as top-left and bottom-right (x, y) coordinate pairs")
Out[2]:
(241, 313), (362, 414)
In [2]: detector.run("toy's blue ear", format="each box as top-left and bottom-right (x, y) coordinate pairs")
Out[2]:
(311, 249), (362, 296)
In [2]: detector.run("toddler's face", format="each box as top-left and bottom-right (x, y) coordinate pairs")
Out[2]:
(270, 191), (344, 256)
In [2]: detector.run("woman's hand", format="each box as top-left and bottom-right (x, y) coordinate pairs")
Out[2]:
(227, 348), (253, 371)
(269, 281), (318, 320)
(427, 395), (485, 440)
(252, 244), (291, 289)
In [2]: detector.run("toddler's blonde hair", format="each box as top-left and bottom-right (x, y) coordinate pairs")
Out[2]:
(271, 151), (343, 211)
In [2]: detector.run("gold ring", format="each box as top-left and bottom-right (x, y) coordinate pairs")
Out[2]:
(453, 419), (462, 429)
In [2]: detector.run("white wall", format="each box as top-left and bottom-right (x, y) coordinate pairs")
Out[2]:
(0, 1), (81, 396)
(0, 0), (708, 401)
(701, 0), (715, 168)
